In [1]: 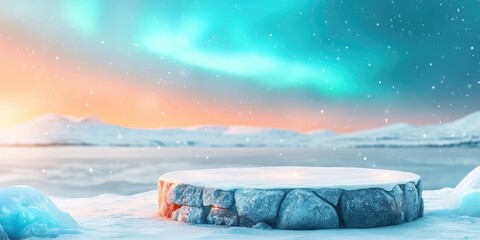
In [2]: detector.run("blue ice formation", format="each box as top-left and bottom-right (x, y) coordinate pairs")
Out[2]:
(458, 191), (480, 217)
(0, 186), (78, 239)
(443, 166), (480, 217)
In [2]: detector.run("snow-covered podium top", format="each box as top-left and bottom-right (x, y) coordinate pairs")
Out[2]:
(159, 166), (420, 191)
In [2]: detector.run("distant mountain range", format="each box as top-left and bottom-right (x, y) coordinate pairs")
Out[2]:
(0, 112), (479, 148)
(334, 111), (480, 148)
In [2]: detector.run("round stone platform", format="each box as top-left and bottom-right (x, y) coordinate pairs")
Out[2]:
(158, 167), (423, 230)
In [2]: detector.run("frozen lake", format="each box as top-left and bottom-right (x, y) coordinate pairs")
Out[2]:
(0, 147), (479, 197)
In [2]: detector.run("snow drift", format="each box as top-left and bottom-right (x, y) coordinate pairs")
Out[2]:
(442, 166), (480, 216)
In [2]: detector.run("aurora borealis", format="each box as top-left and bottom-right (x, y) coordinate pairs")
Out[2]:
(0, 0), (479, 132)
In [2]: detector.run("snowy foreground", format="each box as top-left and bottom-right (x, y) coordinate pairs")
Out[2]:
(48, 188), (478, 239)
(2, 167), (480, 239)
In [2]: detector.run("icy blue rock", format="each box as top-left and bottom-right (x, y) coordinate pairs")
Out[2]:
(0, 225), (7, 240)
(277, 190), (338, 230)
(340, 188), (397, 228)
(202, 188), (234, 208)
(403, 182), (420, 221)
(167, 184), (203, 207)
(419, 198), (424, 217)
(458, 191), (480, 217)
(442, 166), (480, 214)
(234, 189), (285, 226)
(416, 180), (424, 217)
(314, 188), (344, 206)
(251, 222), (272, 230)
(173, 206), (207, 224)
(416, 180), (423, 197)
(0, 186), (78, 240)
(206, 208), (238, 226)
(390, 185), (405, 224)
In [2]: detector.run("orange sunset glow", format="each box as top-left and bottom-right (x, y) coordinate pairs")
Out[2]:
(1, 30), (346, 132)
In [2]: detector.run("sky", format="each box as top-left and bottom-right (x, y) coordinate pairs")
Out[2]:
(0, 0), (479, 132)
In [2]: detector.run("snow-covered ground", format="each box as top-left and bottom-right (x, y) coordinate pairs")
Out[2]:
(3, 166), (480, 239)
(0, 112), (479, 147)
(42, 187), (479, 240)
(1, 147), (480, 239)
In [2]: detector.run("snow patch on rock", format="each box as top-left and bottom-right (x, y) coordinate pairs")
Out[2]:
(159, 167), (420, 191)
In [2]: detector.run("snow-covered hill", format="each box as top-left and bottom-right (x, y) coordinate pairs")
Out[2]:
(0, 112), (479, 147)
(0, 114), (315, 147)
(330, 112), (480, 148)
